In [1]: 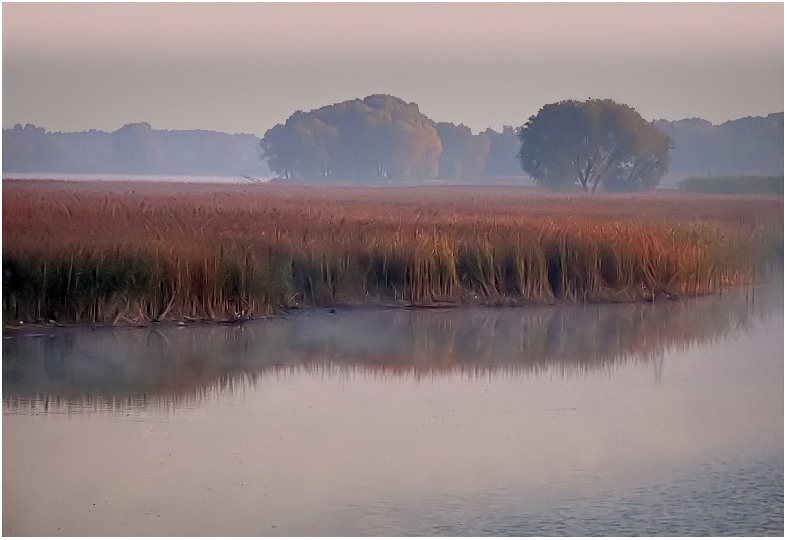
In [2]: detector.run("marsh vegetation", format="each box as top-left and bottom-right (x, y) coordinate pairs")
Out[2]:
(2, 181), (782, 325)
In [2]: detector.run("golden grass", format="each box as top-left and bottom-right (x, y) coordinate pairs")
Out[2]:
(2, 180), (782, 324)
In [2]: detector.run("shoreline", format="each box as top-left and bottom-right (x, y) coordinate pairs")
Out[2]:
(1, 283), (750, 333)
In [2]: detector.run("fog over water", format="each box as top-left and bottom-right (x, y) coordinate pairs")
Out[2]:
(4, 278), (780, 407)
(3, 279), (782, 536)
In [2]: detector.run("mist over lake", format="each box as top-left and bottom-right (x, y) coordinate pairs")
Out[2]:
(3, 277), (782, 536)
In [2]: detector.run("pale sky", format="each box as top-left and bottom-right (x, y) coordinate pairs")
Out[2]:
(2, 2), (784, 137)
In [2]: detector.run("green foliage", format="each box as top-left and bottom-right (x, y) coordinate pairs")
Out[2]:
(518, 99), (671, 193)
(678, 175), (784, 195)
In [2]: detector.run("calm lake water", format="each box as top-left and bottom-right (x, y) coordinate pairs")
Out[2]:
(3, 279), (783, 536)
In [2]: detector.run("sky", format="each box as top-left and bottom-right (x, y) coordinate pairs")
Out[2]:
(2, 2), (784, 137)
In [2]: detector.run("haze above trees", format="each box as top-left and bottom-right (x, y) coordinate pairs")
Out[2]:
(2, 94), (782, 190)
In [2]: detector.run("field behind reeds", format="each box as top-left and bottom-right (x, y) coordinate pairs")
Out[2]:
(2, 180), (782, 325)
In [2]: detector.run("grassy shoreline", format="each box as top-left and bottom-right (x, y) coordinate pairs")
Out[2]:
(3, 181), (782, 325)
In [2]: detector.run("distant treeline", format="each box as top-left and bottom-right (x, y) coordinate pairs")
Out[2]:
(2, 95), (783, 186)
(678, 175), (784, 195)
(261, 96), (783, 185)
(2, 122), (270, 177)
(655, 114), (783, 184)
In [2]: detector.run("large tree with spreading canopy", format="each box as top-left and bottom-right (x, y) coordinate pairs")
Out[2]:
(261, 95), (442, 181)
(517, 99), (671, 192)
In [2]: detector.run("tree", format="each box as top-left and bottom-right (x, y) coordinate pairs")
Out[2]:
(112, 122), (163, 174)
(260, 95), (442, 182)
(482, 126), (523, 177)
(518, 99), (671, 193)
(435, 122), (490, 180)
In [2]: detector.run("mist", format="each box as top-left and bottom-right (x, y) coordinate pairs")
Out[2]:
(3, 3), (782, 135)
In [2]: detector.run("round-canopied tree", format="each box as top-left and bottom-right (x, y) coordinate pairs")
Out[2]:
(260, 95), (442, 182)
(518, 99), (671, 192)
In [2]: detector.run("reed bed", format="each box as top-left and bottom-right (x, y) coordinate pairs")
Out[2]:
(3, 181), (782, 325)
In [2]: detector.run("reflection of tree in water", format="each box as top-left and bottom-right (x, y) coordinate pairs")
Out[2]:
(3, 278), (781, 411)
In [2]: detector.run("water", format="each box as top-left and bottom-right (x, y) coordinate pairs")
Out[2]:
(3, 281), (783, 536)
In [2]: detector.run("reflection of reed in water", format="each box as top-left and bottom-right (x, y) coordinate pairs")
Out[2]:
(2, 278), (780, 411)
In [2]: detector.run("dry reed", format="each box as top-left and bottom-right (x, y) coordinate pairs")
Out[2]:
(3, 181), (782, 325)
